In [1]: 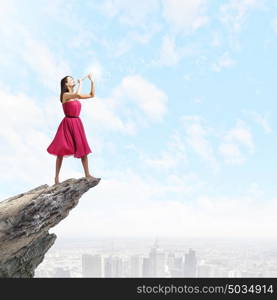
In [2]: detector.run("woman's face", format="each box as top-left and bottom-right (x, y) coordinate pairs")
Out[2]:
(66, 76), (75, 88)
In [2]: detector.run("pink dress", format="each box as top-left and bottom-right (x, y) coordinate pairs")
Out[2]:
(47, 99), (92, 158)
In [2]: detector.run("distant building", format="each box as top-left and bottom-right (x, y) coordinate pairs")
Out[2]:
(130, 255), (143, 277)
(228, 269), (242, 277)
(149, 239), (166, 277)
(213, 266), (229, 277)
(197, 264), (212, 277)
(82, 254), (104, 277)
(167, 253), (184, 277)
(53, 267), (71, 278)
(184, 248), (197, 277)
(241, 270), (263, 277)
(104, 255), (124, 277)
(167, 252), (175, 270)
(174, 256), (184, 269)
(122, 259), (130, 277)
(142, 257), (151, 277)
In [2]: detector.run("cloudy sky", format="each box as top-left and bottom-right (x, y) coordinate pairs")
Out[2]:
(1, 0), (277, 239)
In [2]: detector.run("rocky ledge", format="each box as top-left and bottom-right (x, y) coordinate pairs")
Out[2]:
(0, 177), (101, 278)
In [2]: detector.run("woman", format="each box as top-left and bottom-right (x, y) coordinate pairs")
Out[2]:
(47, 73), (100, 185)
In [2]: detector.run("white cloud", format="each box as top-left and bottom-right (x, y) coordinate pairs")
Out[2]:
(90, 1), (162, 57)
(183, 74), (192, 81)
(138, 131), (188, 169)
(211, 51), (236, 72)
(219, 0), (265, 33)
(113, 75), (168, 122)
(178, 117), (255, 167)
(21, 35), (71, 91)
(153, 34), (200, 67)
(0, 15), (71, 92)
(162, 0), (209, 34)
(193, 97), (203, 104)
(109, 24), (162, 57)
(181, 116), (219, 171)
(51, 168), (277, 239)
(226, 120), (254, 151)
(99, 0), (119, 17)
(156, 35), (189, 66)
(143, 151), (181, 169)
(246, 182), (265, 199)
(0, 1), (16, 20)
(272, 17), (277, 34)
(248, 111), (272, 134)
(219, 120), (254, 164)
(219, 0), (266, 51)
(99, 0), (209, 35)
(44, 0), (159, 59)
(85, 96), (137, 135)
(84, 75), (168, 134)
(211, 31), (222, 48)
(99, 0), (160, 27)
(218, 142), (244, 164)
(160, 35), (182, 66)
(156, 35), (180, 66)
(0, 90), (61, 185)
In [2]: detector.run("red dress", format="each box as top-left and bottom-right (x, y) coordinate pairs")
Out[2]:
(47, 99), (92, 158)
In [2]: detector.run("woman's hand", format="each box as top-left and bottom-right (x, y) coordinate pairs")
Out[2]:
(87, 72), (93, 81)
(77, 79), (82, 85)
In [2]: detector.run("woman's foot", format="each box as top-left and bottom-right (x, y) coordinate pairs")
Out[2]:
(85, 174), (101, 180)
(55, 176), (60, 184)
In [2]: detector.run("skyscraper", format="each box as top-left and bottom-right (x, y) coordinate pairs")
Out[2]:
(184, 248), (197, 277)
(149, 239), (166, 277)
(130, 254), (143, 277)
(142, 257), (151, 277)
(104, 255), (124, 277)
(168, 254), (184, 277)
(82, 254), (104, 277)
(167, 252), (175, 270)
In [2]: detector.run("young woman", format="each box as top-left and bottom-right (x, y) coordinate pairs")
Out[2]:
(47, 73), (100, 185)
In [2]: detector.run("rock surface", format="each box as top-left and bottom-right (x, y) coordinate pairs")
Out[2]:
(0, 177), (101, 278)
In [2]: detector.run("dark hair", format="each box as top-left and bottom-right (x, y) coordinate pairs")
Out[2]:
(60, 76), (71, 103)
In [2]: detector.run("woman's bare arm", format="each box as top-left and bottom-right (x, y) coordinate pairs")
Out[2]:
(76, 76), (95, 99)
(63, 78), (95, 100)
(76, 79), (82, 95)
(89, 78), (95, 97)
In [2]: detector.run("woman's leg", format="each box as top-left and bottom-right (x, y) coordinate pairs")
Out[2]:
(55, 155), (63, 184)
(81, 154), (91, 177)
(81, 155), (100, 180)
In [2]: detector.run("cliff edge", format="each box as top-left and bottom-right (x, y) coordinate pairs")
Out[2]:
(0, 177), (101, 278)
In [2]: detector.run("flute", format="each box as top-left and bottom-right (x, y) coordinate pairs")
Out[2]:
(80, 73), (91, 81)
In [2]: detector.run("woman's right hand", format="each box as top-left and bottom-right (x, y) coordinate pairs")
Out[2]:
(87, 72), (93, 81)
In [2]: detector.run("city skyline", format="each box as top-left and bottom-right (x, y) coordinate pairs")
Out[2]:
(35, 236), (277, 278)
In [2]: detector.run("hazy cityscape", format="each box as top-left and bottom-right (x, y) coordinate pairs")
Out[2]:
(35, 237), (277, 278)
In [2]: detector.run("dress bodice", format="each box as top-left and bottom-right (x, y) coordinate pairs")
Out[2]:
(62, 99), (81, 117)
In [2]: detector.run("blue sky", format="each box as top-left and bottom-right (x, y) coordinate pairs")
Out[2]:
(1, 0), (277, 238)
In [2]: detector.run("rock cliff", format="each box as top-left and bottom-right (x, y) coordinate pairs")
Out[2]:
(0, 177), (101, 278)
